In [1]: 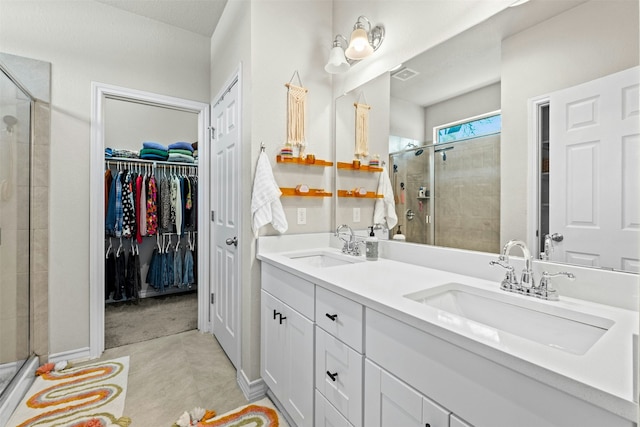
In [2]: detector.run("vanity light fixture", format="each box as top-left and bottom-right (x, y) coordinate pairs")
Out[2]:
(324, 15), (385, 74)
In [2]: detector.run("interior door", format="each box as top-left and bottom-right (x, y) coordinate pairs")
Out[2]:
(549, 67), (639, 272)
(211, 76), (240, 368)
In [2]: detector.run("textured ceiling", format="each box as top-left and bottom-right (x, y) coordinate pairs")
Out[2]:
(94, 0), (228, 37)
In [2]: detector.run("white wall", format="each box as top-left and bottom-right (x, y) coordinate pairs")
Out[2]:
(500, 0), (639, 245)
(424, 82), (500, 143)
(0, 0), (210, 355)
(390, 96), (425, 142)
(210, 0), (333, 381)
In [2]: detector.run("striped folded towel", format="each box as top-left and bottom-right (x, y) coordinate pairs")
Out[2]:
(168, 141), (194, 152)
(168, 152), (195, 163)
(140, 148), (169, 159)
(142, 141), (168, 152)
(168, 148), (194, 157)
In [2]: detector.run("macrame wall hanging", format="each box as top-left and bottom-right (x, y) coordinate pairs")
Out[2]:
(285, 70), (308, 155)
(354, 92), (371, 158)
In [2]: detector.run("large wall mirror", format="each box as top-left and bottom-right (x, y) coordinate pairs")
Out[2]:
(334, 0), (639, 273)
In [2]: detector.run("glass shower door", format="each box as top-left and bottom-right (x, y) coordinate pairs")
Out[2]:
(0, 68), (31, 397)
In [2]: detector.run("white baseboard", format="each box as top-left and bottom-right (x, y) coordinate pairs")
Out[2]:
(47, 347), (92, 364)
(237, 369), (267, 402)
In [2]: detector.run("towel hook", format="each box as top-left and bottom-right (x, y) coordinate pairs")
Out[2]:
(260, 142), (266, 152)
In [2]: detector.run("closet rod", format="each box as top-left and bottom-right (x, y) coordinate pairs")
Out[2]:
(105, 158), (198, 168)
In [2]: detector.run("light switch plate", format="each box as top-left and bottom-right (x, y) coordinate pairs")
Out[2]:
(353, 207), (361, 223)
(297, 208), (307, 225)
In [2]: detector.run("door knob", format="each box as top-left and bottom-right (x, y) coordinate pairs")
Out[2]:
(225, 236), (238, 247)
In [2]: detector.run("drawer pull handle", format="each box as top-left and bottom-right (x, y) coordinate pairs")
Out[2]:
(273, 310), (280, 320)
(325, 313), (338, 321)
(326, 371), (338, 381)
(279, 315), (287, 324)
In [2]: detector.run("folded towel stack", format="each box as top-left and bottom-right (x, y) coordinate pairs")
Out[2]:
(140, 142), (168, 161)
(168, 141), (195, 164)
(106, 147), (139, 159)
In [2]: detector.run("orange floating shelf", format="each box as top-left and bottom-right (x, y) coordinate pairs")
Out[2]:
(337, 190), (383, 199)
(280, 187), (332, 197)
(336, 162), (383, 172)
(277, 155), (333, 167)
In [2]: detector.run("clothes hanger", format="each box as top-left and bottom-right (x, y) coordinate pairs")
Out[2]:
(105, 238), (113, 258)
(116, 236), (123, 257)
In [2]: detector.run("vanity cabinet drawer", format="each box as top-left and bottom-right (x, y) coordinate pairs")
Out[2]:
(316, 326), (363, 427)
(315, 286), (363, 352)
(315, 389), (354, 427)
(262, 263), (314, 319)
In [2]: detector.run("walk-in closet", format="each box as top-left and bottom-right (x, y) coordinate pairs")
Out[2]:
(102, 96), (201, 349)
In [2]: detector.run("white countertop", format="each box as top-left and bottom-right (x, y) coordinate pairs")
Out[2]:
(257, 240), (639, 423)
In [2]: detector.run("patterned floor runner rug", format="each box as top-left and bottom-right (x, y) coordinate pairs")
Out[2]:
(177, 397), (289, 427)
(6, 356), (129, 427)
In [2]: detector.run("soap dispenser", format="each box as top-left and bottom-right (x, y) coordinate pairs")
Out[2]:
(392, 225), (406, 241)
(366, 226), (379, 261)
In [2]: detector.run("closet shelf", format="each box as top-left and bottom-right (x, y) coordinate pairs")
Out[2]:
(279, 187), (332, 197)
(105, 157), (198, 167)
(337, 190), (382, 199)
(276, 155), (333, 167)
(337, 162), (383, 172)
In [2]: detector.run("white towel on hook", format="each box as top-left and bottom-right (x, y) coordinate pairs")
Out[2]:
(373, 166), (398, 230)
(251, 151), (288, 237)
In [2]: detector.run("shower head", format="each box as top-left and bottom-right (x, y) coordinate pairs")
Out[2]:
(414, 149), (424, 156)
(3, 115), (17, 130)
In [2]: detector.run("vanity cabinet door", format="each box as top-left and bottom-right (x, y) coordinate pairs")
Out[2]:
(260, 290), (314, 427)
(315, 389), (354, 427)
(450, 414), (474, 427)
(316, 327), (363, 426)
(365, 359), (450, 427)
(261, 291), (286, 396)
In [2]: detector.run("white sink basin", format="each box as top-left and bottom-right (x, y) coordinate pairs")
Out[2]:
(404, 283), (614, 355)
(286, 250), (364, 268)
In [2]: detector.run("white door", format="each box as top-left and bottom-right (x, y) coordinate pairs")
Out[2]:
(211, 75), (241, 367)
(549, 67), (639, 272)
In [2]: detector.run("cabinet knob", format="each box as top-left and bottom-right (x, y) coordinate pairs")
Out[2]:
(279, 315), (287, 324)
(326, 371), (338, 381)
(325, 313), (338, 321)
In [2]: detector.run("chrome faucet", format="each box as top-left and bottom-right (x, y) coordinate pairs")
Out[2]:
(335, 224), (362, 256)
(501, 240), (534, 289)
(490, 239), (576, 301)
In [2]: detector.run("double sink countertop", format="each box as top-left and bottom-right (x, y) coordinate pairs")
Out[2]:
(257, 239), (639, 423)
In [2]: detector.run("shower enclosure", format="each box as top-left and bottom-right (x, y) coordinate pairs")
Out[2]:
(0, 53), (50, 424)
(390, 134), (500, 253)
(0, 65), (32, 397)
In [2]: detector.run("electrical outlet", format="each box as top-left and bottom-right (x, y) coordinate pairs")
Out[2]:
(353, 207), (361, 223)
(297, 208), (307, 225)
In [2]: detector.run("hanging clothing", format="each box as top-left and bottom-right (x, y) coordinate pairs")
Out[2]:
(105, 175), (117, 237)
(121, 171), (135, 239)
(114, 171), (123, 238)
(105, 169), (112, 214)
(160, 176), (171, 232)
(125, 250), (141, 301)
(105, 250), (116, 300)
(146, 175), (158, 236)
(135, 174), (143, 244)
(113, 251), (126, 300)
(139, 174), (147, 237)
(173, 246), (183, 287)
(183, 248), (194, 287)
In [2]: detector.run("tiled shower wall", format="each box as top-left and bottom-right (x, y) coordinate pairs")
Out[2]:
(390, 135), (500, 253)
(434, 135), (500, 253)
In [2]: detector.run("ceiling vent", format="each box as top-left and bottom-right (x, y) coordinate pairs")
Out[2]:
(392, 67), (419, 81)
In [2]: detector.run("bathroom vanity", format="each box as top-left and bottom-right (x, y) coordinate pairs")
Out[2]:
(257, 233), (638, 427)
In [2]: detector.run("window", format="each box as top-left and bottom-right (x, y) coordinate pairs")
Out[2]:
(435, 111), (501, 144)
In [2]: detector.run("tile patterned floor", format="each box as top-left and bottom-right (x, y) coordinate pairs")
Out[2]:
(93, 330), (248, 426)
